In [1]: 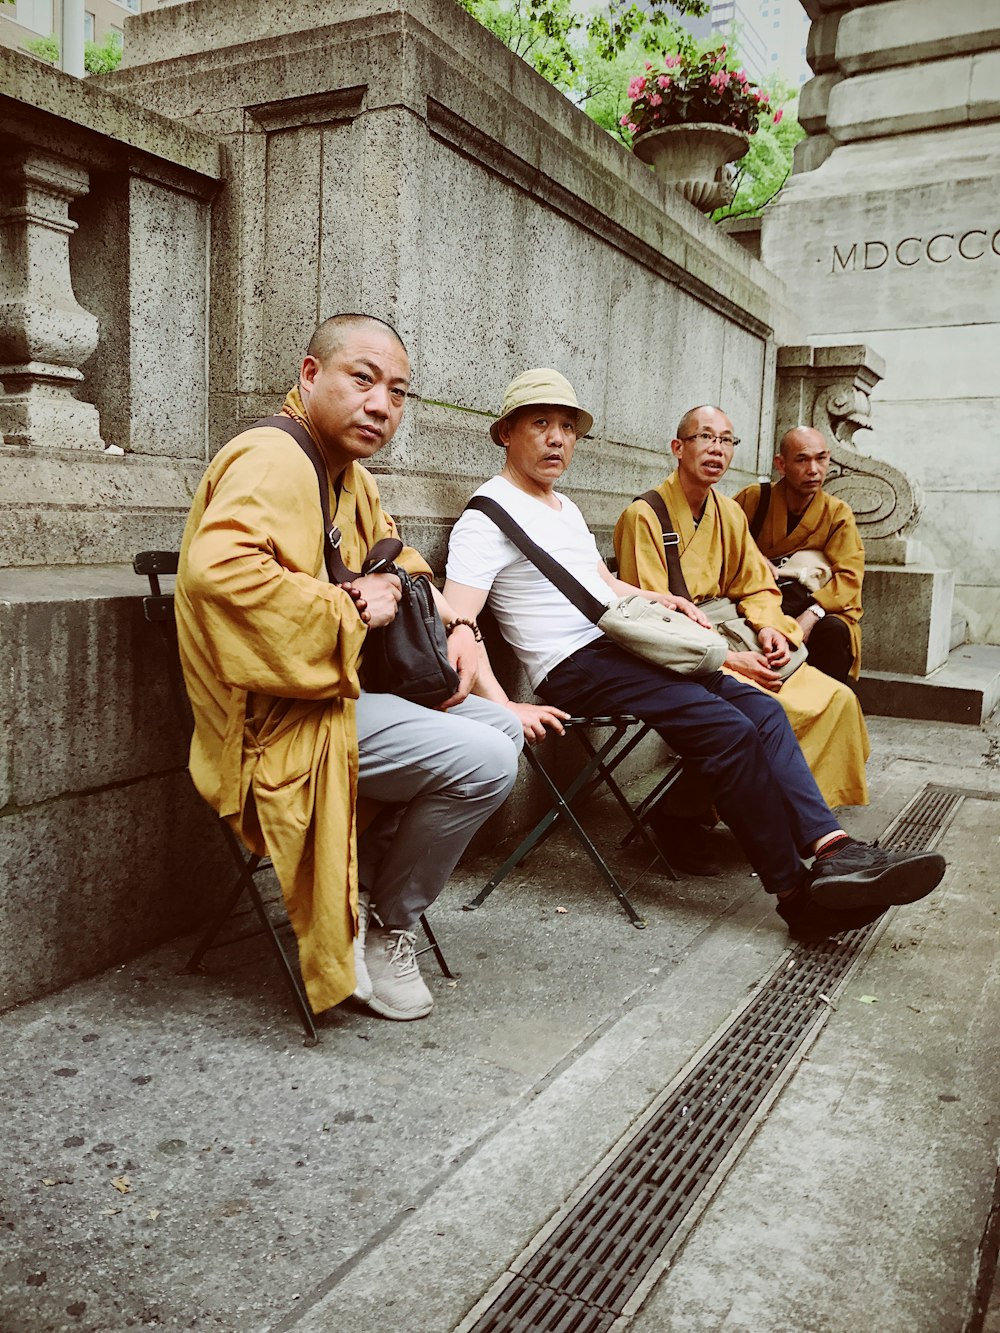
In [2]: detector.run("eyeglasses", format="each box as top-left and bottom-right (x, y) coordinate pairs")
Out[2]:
(680, 431), (740, 447)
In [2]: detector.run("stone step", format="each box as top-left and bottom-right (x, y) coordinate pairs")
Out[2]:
(856, 642), (1000, 726)
(951, 611), (968, 652)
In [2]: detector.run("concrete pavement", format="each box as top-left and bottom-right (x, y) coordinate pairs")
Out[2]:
(1, 715), (998, 1333)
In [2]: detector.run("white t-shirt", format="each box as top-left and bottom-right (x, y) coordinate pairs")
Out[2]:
(446, 475), (612, 689)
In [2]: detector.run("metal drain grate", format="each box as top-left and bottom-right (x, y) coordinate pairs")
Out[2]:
(466, 784), (964, 1333)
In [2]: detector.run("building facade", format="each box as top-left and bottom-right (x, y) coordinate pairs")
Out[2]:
(0, 0), (141, 57)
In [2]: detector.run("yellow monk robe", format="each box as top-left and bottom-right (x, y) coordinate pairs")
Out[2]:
(175, 388), (432, 1014)
(734, 478), (864, 679)
(614, 470), (870, 809)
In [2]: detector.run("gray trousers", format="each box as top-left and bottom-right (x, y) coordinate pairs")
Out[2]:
(355, 691), (522, 929)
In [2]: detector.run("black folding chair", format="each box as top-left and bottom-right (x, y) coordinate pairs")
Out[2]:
(463, 714), (683, 930)
(133, 550), (454, 1046)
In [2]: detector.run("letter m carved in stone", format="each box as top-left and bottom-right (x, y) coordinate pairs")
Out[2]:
(831, 243), (857, 274)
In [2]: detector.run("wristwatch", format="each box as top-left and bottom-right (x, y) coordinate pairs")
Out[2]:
(809, 604), (826, 620)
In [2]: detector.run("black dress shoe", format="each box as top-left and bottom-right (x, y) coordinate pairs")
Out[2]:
(650, 815), (722, 876)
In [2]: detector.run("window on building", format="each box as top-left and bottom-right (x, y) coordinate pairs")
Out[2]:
(6, 0), (52, 34)
(84, 10), (94, 39)
(109, 24), (123, 47)
(111, 0), (140, 11)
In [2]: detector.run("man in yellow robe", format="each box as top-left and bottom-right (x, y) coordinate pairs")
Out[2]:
(614, 406), (870, 845)
(734, 425), (864, 682)
(175, 314), (521, 1021)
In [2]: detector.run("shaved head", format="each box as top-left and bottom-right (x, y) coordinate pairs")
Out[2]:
(306, 313), (408, 366)
(676, 405), (724, 440)
(778, 426), (827, 459)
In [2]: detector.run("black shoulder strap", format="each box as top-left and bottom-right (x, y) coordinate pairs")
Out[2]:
(636, 489), (693, 603)
(253, 415), (401, 582)
(749, 481), (771, 542)
(465, 495), (607, 625)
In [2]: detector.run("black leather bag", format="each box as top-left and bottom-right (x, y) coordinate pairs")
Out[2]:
(361, 565), (460, 707)
(257, 414), (460, 708)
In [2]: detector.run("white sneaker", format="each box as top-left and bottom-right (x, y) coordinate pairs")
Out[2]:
(352, 891), (373, 1003)
(364, 924), (434, 1021)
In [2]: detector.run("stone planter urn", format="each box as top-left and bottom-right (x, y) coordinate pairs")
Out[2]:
(632, 122), (750, 212)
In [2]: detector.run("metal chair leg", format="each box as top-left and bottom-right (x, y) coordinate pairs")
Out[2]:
(417, 912), (458, 979)
(465, 718), (655, 923)
(243, 872), (319, 1047)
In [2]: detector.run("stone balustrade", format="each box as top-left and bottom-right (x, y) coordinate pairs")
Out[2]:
(0, 46), (223, 565)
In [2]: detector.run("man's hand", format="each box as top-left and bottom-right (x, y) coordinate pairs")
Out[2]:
(642, 590), (713, 629)
(725, 650), (783, 692)
(340, 572), (401, 628)
(757, 626), (792, 670)
(509, 702), (571, 743)
(436, 623), (478, 711)
(796, 607), (822, 643)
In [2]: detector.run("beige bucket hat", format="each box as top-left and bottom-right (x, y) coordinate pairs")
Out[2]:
(489, 368), (594, 445)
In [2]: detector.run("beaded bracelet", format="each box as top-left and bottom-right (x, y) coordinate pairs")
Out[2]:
(445, 618), (482, 642)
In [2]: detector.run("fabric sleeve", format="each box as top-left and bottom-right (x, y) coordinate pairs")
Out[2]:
(445, 508), (515, 591)
(719, 504), (803, 645)
(812, 508), (864, 623)
(179, 444), (368, 699)
(612, 501), (671, 593)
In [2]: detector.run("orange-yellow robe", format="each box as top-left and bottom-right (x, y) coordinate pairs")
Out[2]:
(734, 478), (864, 679)
(175, 389), (431, 1013)
(613, 470), (869, 809)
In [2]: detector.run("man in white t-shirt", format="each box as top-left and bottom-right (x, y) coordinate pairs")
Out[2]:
(443, 369), (946, 941)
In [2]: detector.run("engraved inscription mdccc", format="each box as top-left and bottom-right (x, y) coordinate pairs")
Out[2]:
(831, 228), (1000, 273)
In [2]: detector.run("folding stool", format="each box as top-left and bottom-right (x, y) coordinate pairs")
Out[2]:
(463, 714), (683, 929)
(133, 550), (454, 1046)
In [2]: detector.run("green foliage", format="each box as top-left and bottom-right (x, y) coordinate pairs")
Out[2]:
(712, 83), (806, 220)
(23, 34), (60, 64)
(20, 31), (124, 74)
(457, 0), (707, 94)
(84, 33), (124, 74)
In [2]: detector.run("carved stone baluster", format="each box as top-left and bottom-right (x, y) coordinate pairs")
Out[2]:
(0, 148), (104, 450)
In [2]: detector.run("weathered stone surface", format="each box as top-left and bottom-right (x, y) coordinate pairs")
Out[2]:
(0, 570), (184, 807)
(862, 565), (955, 675)
(827, 50), (1000, 141)
(837, 0), (1000, 74)
(0, 451), (201, 567)
(103, 0), (801, 477)
(0, 772), (230, 1012)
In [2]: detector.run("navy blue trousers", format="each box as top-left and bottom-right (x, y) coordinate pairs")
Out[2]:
(539, 637), (840, 895)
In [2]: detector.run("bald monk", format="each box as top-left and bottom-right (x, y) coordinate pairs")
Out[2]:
(176, 313), (521, 1022)
(735, 426), (864, 683)
(614, 405), (870, 872)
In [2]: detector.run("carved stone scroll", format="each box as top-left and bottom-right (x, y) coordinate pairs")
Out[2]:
(775, 344), (921, 548)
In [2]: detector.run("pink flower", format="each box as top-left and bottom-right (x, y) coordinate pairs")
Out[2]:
(657, 75), (672, 89)
(628, 75), (647, 99)
(649, 93), (662, 106)
(620, 113), (630, 125)
(645, 61), (653, 70)
(735, 69), (748, 85)
(760, 91), (770, 104)
(663, 54), (681, 68)
(773, 107), (783, 124)
(628, 122), (639, 134)
(709, 71), (731, 90)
